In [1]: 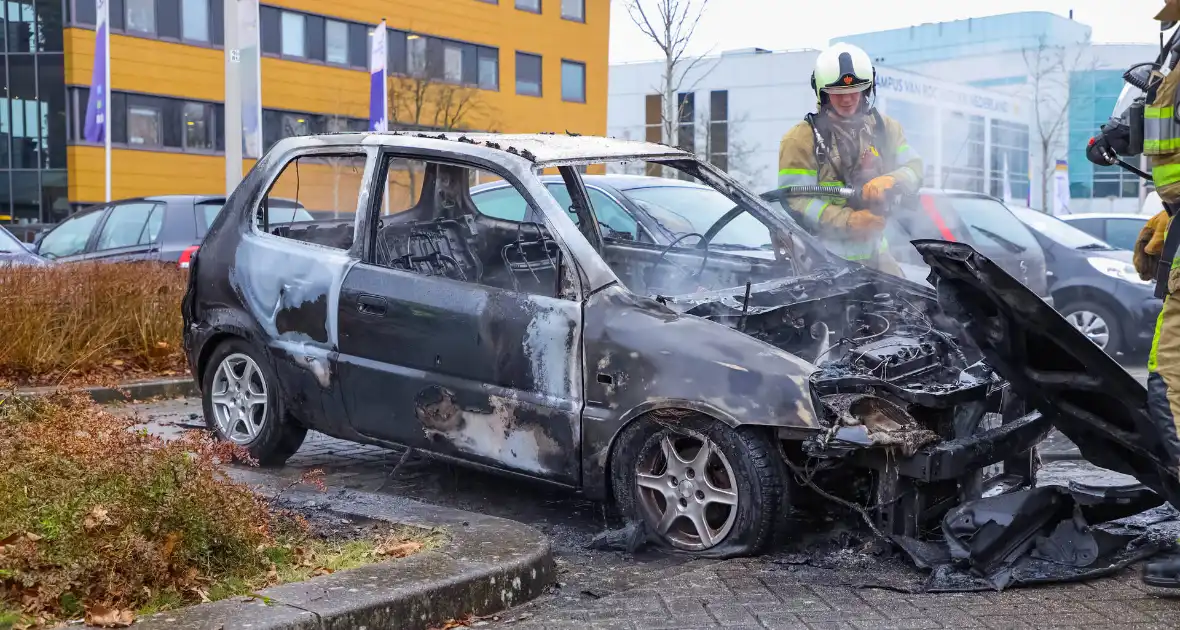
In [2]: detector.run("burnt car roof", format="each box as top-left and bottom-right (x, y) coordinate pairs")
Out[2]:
(914, 239), (1180, 506)
(321, 131), (690, 166)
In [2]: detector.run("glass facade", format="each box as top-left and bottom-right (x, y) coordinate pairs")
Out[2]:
(1067, 70), (1141, 199)
(0, 0), (67, 224)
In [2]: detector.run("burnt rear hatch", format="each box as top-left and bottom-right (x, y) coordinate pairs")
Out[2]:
(914, 239), (1180, 506)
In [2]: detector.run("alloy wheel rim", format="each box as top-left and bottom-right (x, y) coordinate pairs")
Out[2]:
(1066, 310), (1110, 349)
(634, 430), (738, 551)
(210, 353), (268, 444)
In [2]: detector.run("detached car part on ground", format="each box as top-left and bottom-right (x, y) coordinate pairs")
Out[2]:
(181, 133), (1178, 570)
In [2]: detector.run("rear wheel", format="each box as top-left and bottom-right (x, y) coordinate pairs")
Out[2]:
(1061, 299), (1122, 356)
(610, 412), (787, 557)
(202, 338), (307, 466)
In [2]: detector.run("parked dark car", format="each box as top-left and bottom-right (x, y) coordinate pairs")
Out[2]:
(1058, 212), (1148, 252)
(183, 132), (1171, 556)
(1010, 206), (1160, 358)
(0, 224), (49, 267)
(32, 195), (312, 267)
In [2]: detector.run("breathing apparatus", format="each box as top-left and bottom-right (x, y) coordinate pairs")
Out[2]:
(1086, 20), (1180, 176)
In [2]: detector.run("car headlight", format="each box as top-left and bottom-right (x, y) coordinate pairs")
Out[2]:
(1087, 256), (1152, 285)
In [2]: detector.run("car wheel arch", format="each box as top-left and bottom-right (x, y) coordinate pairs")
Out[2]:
(1052, 285), (1130, 322)
(195, 326), (258, 391)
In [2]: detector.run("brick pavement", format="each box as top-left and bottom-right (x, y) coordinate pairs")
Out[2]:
(492, 559), (1180, 630)
(128, 398), (1180, 630)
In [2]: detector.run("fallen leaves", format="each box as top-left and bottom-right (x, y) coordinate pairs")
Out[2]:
(84, 606), (135, 628)
(83, 505), (112, 531)
(372, 540), (423, 559)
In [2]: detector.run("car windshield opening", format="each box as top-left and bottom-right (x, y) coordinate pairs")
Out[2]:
(1013, 207), (1115, 250)
(544, 157), (837, 298)
(0, 227), (22, 252)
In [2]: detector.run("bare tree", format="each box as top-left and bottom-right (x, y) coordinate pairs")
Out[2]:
(1021, 39), (1097, 212)
(698, 110), (762, 189)
(626, 0), (715, 155)
(385, 74), (500, 206)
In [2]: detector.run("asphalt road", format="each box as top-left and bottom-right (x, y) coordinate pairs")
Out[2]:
(122, 358), (1178, 629)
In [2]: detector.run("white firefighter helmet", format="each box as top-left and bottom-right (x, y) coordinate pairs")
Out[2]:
(812, 42), (876, 102)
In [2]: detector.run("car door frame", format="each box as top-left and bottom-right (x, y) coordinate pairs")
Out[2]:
(88, 200), (167, 262)
(335, 144), (592, 487)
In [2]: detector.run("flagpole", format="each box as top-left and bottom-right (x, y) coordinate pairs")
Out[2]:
(102, 0), (111, 202)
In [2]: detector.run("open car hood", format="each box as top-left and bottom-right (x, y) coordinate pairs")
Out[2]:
(913, 239), (1180, 506)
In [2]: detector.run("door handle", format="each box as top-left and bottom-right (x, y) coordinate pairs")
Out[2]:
(357, 294), (388, 316)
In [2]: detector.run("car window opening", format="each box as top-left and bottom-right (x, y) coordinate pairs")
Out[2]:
(373, 156), (569, 299)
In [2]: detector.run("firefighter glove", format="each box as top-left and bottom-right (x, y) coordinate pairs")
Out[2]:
(846, 209), (886, 236)
(861, 175), (897, 204)
(1134, 210), (1170, 281)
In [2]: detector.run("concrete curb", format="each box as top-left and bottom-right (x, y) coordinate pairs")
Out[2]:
(123, 469), (555, 630)
(15, 377), (197, 404)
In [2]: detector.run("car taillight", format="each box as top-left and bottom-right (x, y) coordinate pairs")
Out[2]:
(179, 245), (199, 269)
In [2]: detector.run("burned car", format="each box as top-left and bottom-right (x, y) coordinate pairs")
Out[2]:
(181, 132), (1174, 559)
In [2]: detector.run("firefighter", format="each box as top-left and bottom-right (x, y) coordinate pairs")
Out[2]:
(777, 42), (923, 276)
(1112, 0), (1180, 589)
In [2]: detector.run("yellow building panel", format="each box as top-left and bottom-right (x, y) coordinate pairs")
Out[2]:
(66, 29), (224, 102)
(64, 1), (610, 206)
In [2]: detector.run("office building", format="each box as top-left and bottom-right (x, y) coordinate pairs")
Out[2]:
(0, 0), (608, 224)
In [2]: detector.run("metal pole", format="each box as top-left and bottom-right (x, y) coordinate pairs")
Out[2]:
(224, 0), (242, 196)
(103, 0), (111, 202)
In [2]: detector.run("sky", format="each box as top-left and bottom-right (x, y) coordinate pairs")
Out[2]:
(608, 0), (1172, 64)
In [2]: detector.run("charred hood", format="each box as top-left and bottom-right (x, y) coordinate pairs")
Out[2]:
(914, 239), (1180, 506)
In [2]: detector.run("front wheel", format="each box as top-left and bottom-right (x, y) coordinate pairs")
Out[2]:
(202, 338), (307, 466)
(610, 413), (788, 557)
(1061, 300), (1123, 357)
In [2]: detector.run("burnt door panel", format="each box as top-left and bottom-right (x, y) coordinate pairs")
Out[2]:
(336, 263), (583, 485)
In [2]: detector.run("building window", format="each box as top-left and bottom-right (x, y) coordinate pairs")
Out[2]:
(644, 94), (662, 176)
(516, 0), (541, 13)
(989, 119), (1031, 202)
(183, 102), (212, 150)
(325, 20), (348, 64)
(348, 23), (366, 68)
(940, 112), (986, 193)
(128, 105), (162, 146)
(280, 11), (305, 58)
(881, 99), (938, 183)
(408, 34), (427, 77)
(1068, 69), (1141, 200)
(478, 49), (498, 90)
(444, 43), (463, 83)
(181, 0), (210, 42)
(561, 60), (585, 103)
(561, 0), (584, 21)
(708, 90), (728, 172)
(516, 52), (542, 96)
(126, 0), (156, 34)
(260, 6), (281, 54)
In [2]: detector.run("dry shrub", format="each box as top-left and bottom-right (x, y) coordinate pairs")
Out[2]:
(0, 388), (286, 622)
(0, 262), (186, 384)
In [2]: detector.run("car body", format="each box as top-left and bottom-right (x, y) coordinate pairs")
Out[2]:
(471, 178), (1051, 303)
(182, 132), (1156, 556)
(32, 195), (312, 267)
(1058, 213), (1148, 252)
(1011, 206), (1160, 357)
(0, 224), (49, 267)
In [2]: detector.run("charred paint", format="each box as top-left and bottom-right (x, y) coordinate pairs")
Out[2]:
(414, 385), (570, 477)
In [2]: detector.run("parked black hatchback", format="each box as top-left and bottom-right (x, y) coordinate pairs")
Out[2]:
(32, 195), (312, 267)
(1011, 206), (1160, 358)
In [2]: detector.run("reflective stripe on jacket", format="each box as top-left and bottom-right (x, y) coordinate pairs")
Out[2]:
(776, 112), (922, 263)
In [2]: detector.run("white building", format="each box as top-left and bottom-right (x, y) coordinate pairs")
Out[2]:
(837, 12), (1158, 213)
(607, 48), (1032, 202)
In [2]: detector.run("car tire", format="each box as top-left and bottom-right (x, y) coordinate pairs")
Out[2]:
(201, 338), (307, 467)
(1060, 299), (1123, 357)
(610, 412), (787, 557)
